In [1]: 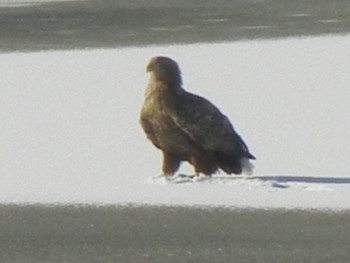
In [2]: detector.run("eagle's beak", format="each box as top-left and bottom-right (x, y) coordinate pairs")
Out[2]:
(146, 57), (156, 73)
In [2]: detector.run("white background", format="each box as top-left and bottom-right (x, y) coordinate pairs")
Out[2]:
(0, 35), (349, 209)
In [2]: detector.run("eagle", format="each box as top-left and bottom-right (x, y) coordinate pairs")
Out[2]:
(140, 56), (255, 177)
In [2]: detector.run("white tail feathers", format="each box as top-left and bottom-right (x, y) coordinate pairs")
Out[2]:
(240, 158), (255, 176)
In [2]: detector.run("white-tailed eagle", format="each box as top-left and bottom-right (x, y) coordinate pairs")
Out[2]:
(140, 56), (255, 176)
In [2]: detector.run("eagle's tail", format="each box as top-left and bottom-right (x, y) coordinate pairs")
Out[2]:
(240, 157), (254, 176)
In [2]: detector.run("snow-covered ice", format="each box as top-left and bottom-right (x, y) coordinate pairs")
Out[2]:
(0, 35), (349, 209)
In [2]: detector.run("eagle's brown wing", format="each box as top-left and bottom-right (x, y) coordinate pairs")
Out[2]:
(165, 91), (255, 160)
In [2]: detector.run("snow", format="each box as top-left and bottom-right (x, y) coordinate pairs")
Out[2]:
(0, 35), (350, 210)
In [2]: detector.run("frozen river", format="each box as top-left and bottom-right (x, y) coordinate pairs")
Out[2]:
(1, 0), (350, 52)
(0, 205), (349, 263)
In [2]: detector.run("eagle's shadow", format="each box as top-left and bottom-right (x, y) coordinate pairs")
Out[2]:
(214, 175), (350, 185)
(168, 174), (350, 186)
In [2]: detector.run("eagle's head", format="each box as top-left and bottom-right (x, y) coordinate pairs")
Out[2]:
(146, 56), (183, 88)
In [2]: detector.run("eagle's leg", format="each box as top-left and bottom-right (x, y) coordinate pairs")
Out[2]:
(162, 152), (181, 177)
(191, 156), (217, 177)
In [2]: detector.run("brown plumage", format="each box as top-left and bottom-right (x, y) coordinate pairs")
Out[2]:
(140, 56), (255, 176)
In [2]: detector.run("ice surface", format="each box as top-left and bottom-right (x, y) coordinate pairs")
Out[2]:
(0, 35), (349, 209)
(0, 0), (75, 7)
